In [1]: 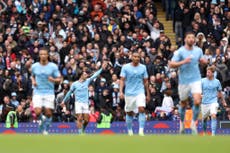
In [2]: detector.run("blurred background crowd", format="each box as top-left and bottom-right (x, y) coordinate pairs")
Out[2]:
(0, 0), (229, 123)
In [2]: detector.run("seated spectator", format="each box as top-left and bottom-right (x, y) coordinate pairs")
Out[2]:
(16, 104), (29, 122)
(154, 88), (174, 119)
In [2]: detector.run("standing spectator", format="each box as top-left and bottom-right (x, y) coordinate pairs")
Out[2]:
(11, 72), (28, 101)
(119, 51), (150, 136)
(174, 0), (184, 45)
(31, 47), (61, 135)
(111, 83), (120, 111)
(169, 31), (207, 135)
(55, 80), (72, 122)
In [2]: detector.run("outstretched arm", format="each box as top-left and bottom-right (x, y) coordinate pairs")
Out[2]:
(89, 62), (108, 81)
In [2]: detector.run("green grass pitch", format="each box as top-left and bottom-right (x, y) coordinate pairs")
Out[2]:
(1, 134), (229, 153)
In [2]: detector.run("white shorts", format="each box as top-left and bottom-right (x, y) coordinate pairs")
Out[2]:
(75, 102), (89, 114)
(178, 81), (202, 101)
(201, 102), (219, 119)
(33, 95), (55, 109)
(125, 93), (146, 113)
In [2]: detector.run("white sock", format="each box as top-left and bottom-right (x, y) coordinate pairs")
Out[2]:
(128, 129), (133, 134)
(139, 128), (144, 134)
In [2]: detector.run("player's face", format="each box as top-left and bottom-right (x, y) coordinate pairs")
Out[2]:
(185, 34), (195, 47)
(206, 69), (213, 78)
(81, 71), (89, 80)
(39, 49), (49, 62)
(132, 52), (140, 65)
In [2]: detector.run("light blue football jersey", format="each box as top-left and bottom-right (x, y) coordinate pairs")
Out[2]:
(63, 68), (102, 103)
(32, 62), (60, 95)
(201, 78), (222, 104)
(172, 46), (203, 84)
(120, 63), (148, 96)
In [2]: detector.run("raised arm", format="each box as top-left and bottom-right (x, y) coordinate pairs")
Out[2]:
(89, 62), (108, 81)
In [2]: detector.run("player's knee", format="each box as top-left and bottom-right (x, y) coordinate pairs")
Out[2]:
(77, 115), (83, 122)
(180, 100), (188, 107)
(126, 111), (134, 116)
(193, 95), (202, 105)
(211, 114), (217, 119)
(84, 115), (89, 122)
(34, 108), (42, 116)
(138, 107), (145, 113)
(44, 109), (53, 118)
(84, 118), (89, 123)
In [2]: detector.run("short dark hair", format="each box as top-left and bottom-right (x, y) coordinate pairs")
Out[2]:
(39, 47), (49, 52)
(184, 31), (195, 38)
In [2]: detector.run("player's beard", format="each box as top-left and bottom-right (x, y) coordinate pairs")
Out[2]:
(41, 58), (48, 65)
(187, 40), (195, 47)
(133, 60), (139, 66)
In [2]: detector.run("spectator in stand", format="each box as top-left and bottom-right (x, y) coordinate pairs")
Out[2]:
(55, 80), (73, 122)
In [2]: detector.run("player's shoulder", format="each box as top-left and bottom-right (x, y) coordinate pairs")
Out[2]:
(201, 77), (208, 82)
(48, 62), (57, 66)
(177, 46), (185, 52)
(70, 81), (79, 87)
(174, 46), (184, 55)
(193, 46), (203, 52)
(48, 62), (58, 68)
(122, 63), (131, 68)
(213, 78), (221, 83)
(139, 63), (146, 68)
(31, 62), (39, 68)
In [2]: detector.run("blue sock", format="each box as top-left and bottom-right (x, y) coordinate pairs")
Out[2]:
(38, 114), (46, 132)
(179, 106), (186, 122)
(192, 105), (200, 121)
(211, 118), (217, 135)
(126, 114), (133, 132)
(203, 119), (207, 133)
(78, 128), (83, 134)
(138, 113), (145, 129)
(44, 117), (52, 132)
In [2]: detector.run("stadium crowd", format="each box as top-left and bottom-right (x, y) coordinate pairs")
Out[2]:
(0, 0), (229, 123)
